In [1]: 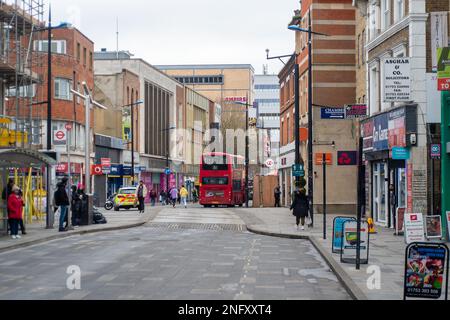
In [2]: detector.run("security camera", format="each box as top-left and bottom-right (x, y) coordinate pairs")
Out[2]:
(410, 134), (417, 146)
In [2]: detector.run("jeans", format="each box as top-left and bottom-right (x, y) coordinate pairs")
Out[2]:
(296, 216), (306, 226)
(9, 219), (19, 236)
(151, 198), (156, 207)
(181, 197), (187, 207)
(59, 205), (68, 231)
(138, 197), (145, 212)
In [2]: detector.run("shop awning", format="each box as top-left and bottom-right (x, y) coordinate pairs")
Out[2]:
(0, 149), (57, 168)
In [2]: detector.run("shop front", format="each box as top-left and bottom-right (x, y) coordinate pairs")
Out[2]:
(56, 162), (82, 186)
(362, 105), (417, 228)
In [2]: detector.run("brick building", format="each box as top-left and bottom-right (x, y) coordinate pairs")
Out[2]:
(279, 0), (358, 213)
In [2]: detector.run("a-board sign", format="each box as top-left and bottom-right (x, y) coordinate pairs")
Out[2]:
(332, 217), (356, 254)
(426, 215), (443, 240)
(340, 220), (370, 264)
(404, 242), (449, 300)
(405, 213), (426, 244)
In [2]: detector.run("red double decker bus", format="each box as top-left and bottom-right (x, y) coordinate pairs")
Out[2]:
(199, 152), (246, 207)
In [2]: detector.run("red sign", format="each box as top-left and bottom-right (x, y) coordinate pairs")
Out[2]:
(56, 163), (82, 174)
(407, 164), (413, 213)
(101, 158), (111, 167)
(337, 151), (357, 166)
(65, 123), (73, 131)
(91, 165), (103, 176)
(316, 153), (333, 165)
(438, 78), (450, 91)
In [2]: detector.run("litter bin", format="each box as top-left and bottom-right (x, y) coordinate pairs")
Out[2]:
(79, 194), (94, 226)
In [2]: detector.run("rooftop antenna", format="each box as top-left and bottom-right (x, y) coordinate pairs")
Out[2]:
(116, 17), (119, 59)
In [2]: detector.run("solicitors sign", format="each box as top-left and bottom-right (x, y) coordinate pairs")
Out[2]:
(383, 57), (411, 102)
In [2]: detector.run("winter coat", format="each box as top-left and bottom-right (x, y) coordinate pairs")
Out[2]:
(7, 194), (24, 220)
(290, 191), (309, 218)
(54, 183), (70, 206)
(136, 184), (148, 198)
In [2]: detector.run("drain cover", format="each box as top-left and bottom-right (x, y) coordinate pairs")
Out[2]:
(147, 223), (247, 232)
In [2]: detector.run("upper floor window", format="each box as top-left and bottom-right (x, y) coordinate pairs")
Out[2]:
(34, 40), (66, 54)
(6, 84), (36, 98)
(394, 0), (405, 22)
(54, 78), (73, 101)
(381, 0), (391, 31)
(83, 47), (87, 66)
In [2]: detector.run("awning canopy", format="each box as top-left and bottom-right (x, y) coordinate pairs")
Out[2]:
(0, 149), (56, 168)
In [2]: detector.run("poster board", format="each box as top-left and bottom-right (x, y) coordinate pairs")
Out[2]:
(404, 242), (449, 300)
(332, 217), (356, 254)
(405, 213), (425, 244)
(340, 221), (370, 264)
(425, 215), (443, 240)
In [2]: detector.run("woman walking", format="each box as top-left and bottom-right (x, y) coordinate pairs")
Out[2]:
(7, 186), (24, 240)
(290, 188), (309, 231)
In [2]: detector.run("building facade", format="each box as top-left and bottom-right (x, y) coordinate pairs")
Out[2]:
(254, 74), (281, 176)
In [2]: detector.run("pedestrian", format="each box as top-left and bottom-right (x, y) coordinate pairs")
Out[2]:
(54, 177), (70, 232)
(177, 189), (181, 205)
(274, 186), (281, 207)
(3, 179), (26, 235)
(192, 188), (198, 203)
(169, 187), (178, 208)
(136, 181), (148, 213)
(70, 186), (80, 227)
(150, 189), (157, 207)
(160, 190), (166, 206)
(290, 188), (309, 231)
(180, 185), (189, 208)
(7, 185), (24, 240)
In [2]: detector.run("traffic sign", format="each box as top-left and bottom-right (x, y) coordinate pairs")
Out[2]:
(91, 165), (103, 176)
(53, 129), (67, 146)
(65, 123), (73, 131)
(101, 158), (111, 167)
(431, 144), (441, 159)
(265, 159), (275, 168)
(165, 168), (172, 175)
(292, 164), (305, 177)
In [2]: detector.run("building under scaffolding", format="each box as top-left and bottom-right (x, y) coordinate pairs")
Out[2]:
(0, 0), (45, 149)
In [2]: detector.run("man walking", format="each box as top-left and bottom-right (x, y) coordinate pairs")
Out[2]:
(274, 186), (281, 208)
(169, 187), (178, 208)
(54, 177), (70, 232)
(149, 189), (157, 207)
(180, 185), (189, 208)
(136, 181), (148, 213)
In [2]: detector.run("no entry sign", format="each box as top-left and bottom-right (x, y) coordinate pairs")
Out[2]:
(53, 129), (67, 146)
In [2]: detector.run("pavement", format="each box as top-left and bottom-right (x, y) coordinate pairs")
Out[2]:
(0, 206), (350, 300)
(231, 207), (408, 300)
(0, 206), (161, 253)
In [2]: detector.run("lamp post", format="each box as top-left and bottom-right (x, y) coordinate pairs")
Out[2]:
(122, 100), (144, 186)
(287, 15), (328, 227)
(161, 126), (176, 195)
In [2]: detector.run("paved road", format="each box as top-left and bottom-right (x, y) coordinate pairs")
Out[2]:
(0, 206), (350, 300)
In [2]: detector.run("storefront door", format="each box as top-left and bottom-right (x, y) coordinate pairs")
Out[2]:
(373, 162), (388, 225)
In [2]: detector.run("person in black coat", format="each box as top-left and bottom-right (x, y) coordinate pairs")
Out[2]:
(290, 188), (309, 231)
(54, 178), (70, 232)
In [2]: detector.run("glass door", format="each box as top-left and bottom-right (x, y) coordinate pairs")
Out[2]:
(373, 162), (388, 225)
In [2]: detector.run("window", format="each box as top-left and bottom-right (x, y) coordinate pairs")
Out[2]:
(357, 34), (361, 67)
(202, 155), (229, 171)
(202, 177), (229, 185)
(233, 180), (242, 191)
(369, 3), (380, 40)
(77, 43), (81, 61)
(6, 84), (36, 97)
(83, 47), (87, 66)
(54, 78), (73, 100)
(89, 51), (93, 70)
(34, 40), (66, 54)
(369, 64), (380, 114)
(394, 0), (405, 22)
(174, 76), (224, 85)
(381, 0), (391, 31)
(361, 29), (366, 64)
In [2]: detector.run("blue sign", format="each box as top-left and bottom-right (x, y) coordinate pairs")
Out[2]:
(165, 168), (172, 175)
(431, 144), (441, 158)
(392, 147), (410, 160)
(110, 165), (123, 176)
(292, 164), (305, 177)
(332, 217), (356, 254)
(373, 113), (389, 151)
(321, 108), (345, 120)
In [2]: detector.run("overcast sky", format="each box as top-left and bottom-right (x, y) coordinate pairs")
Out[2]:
(52, 0), (299, 75)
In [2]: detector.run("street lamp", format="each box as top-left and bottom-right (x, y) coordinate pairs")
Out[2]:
(161, 126), (176, 195)
(234, 100), (254, 208)
(122, 100), (144, 186)
(287, 14), (328, 228)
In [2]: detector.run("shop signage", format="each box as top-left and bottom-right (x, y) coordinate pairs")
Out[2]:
(53, 129), (67, 146)
(426, 215), (443, 240)
(389, 107), (407, 148)
(431, 144), (441, 159)
(391, 147), (410, 160)
(337, 151), (357, 166)
(431, 12), (449, 72)
(265, 159), (275, 168)
(405, 213), (426, 244)
(437, 47), (450, 90)
(315, 153), (332, 165)
(404, 242), (449, 300)
(383, 57), (411, 102)
(396, 207), (406, 236)
(340, 220), (370, 264)
(56, 163), (82, 175)
(101, 158), (111, 167)
(361, 120), (374, 153)
(91, 165), (103, 176)
(345, 104), (367, 119)
(373, 113), (389, 151)
(321, 108), (345, 120)
(110, 165), (123, 176)
(332, 217), (356, 254)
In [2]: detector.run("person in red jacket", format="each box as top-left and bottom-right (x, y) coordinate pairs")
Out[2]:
(8, 185), (24, 240)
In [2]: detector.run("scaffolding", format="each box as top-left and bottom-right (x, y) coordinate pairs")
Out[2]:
(0, 0), (45, 149)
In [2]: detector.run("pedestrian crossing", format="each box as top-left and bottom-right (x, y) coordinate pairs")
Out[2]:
(152, 205), (244, 225)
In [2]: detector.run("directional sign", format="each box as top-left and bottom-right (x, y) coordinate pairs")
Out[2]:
(91, 164), (103, 176)
(292, 164), (305, 177)
(53, 129), (67, 146)
(65, 123), (73, 131)
(321, 108), (345, 120)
